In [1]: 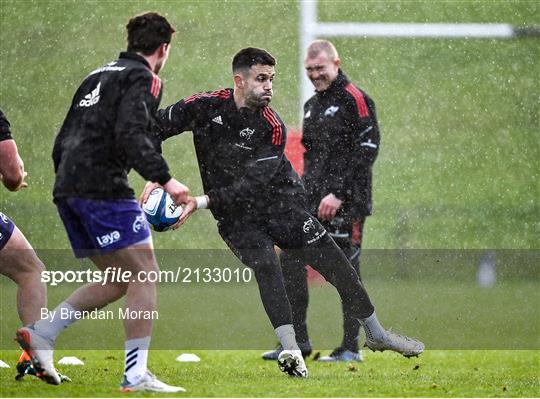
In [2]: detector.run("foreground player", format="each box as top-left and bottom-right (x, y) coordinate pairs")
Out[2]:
(15, 13), (188, 392)
(263, 40), (380, 362)
(0, 109), (47, 330)
(0, 109), (59, 382)
(142, 47), (424, 378)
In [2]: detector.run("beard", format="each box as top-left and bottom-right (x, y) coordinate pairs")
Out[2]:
(312, 78), (330, 92)
(245, 91), (272, 109)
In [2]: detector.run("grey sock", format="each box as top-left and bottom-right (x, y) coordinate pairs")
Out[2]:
(275, 324), (300, 351)
(360, 311), (386, 341)
(34, 301), (79, 342)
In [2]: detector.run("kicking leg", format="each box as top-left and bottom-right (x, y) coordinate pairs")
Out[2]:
(298, 213), (424, 358)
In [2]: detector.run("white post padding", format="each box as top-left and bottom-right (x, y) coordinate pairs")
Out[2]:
(299, 0), (317, 122)
(314, 23), (515, 38)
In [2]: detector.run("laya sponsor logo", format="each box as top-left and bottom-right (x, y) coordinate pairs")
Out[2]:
(96, 230), (121, 247)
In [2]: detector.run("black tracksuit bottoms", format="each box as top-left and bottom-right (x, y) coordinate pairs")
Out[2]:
(217, 203), (374, 329)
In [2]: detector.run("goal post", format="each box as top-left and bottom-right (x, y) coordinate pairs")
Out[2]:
(298, 0), (539, 122)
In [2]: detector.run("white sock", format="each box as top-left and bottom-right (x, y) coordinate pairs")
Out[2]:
(275, 324), (300, 351)
(360, 311), (386, 341)
(124, 336), (151, 385)
(33, 301), (79, 342)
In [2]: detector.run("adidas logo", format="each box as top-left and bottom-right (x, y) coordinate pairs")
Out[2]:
(212, 115), (223, 125)
(79, 82), (101, 107)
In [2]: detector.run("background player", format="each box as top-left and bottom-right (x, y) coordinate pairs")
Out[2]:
(15, 13), (188, 392)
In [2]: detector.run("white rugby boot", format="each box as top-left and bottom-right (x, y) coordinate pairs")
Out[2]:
(277, 349), (308, 378)
(120, 370), (186, 393)
(262, 340), (312, 360)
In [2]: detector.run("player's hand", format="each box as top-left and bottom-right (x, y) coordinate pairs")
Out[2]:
(172, 196), (198, 229)
(0, 171), (28, 191)
(139, 181), (160, 205)
(15, 171), (28, 191)
(163, 178), (189, 206)
(318, 193), (342, 221)
(15, 156), (28, 190)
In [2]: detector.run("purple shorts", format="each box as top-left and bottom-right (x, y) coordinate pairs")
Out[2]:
(0, 212), (15, 250)
(56, 197), (151, 258)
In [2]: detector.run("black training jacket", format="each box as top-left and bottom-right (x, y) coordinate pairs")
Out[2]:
(52, 52), (171, 200)
(302, 70), (380, 217)
(0, 109), (12, 141)
(157, 89), (305, 221)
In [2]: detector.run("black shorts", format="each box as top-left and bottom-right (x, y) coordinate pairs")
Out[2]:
(218, 203), (374, 321)
(217, 203), (328, 254)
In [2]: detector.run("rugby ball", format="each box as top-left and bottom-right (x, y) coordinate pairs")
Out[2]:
(142, 188), (183, 232)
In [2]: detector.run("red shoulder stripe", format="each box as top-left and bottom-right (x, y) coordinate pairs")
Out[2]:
(184, 89), (231, 104)
(345, 83), (369, 118)
(150, 73), (161, 98)
(263, 107), (283, 146)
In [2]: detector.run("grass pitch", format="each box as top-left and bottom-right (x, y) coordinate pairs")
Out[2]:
(1, 279), (538, 397)
(0, 350), (538, 397)
(0, 1), (538, 397)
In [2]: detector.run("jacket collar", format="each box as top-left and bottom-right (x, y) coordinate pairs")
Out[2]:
(318, 69), (349, 97)
(119, 52), (152, 70)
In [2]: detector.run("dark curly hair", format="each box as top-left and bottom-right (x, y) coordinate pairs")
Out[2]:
(232, 47), (276, 73)
(126, 12), (175, 55)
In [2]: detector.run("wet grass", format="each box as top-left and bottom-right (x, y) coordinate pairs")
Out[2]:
(0, 349), (538, 397)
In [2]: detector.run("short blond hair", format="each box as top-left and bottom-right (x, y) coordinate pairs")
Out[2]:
(305, 39), (339, 60)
